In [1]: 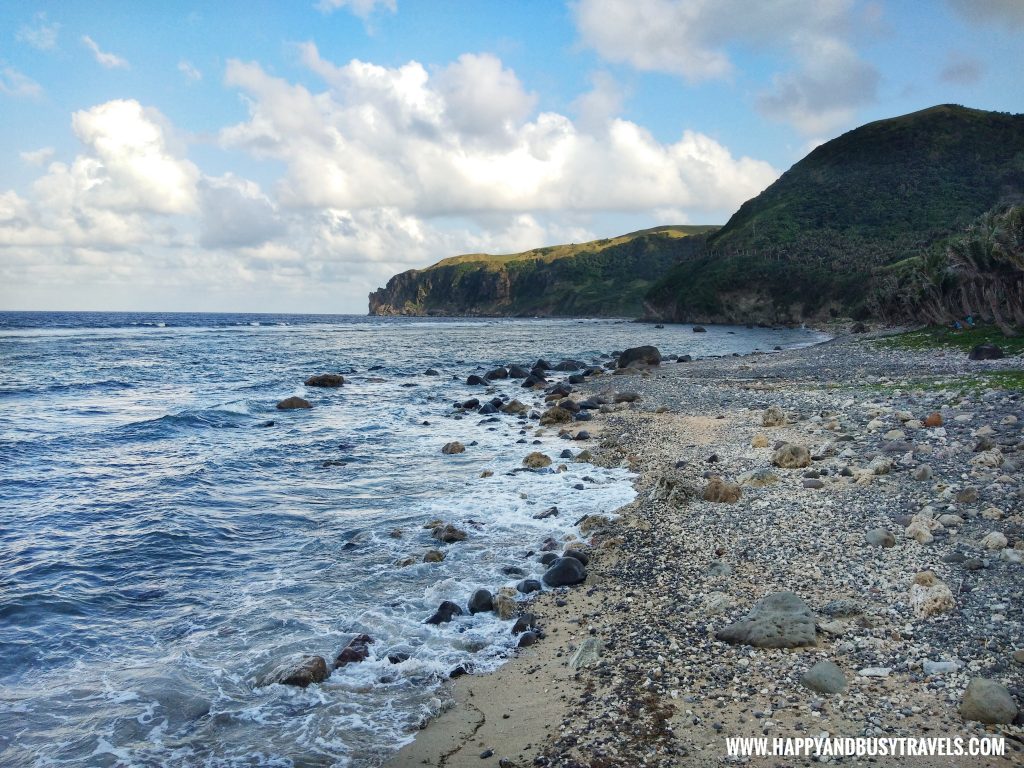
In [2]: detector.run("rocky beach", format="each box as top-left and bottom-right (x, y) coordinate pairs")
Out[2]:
(388, 328), (1023, 767)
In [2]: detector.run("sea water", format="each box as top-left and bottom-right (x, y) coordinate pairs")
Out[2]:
(0, 313), (826, 766)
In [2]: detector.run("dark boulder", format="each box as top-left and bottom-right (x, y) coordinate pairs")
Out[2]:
(512, 613), (537, 633)
(507, 365), (531, 378)
(562, 549), (590, 565)
(462, 398), (480, 409)
(557, 398), (580, 413)
(617, 345), (661, 368)
(486, 367), (509, 380)
(517, 579), (542, 594)
(539, 552), (559, 565)
(425, 600), (464, 625)
(542, 557), (587, 587)
(534, 359), (552, 370)
(271, 655), (329, 687)
(517, 631), (539, 647)
(692, 326), (707, 333)
(678, 354), (693, 362)
(276, 396), (312, 410)
(466, 374), (487, 385)
(304, 374), (344, 387)
(969, 343), (1005, 360)
(424, 368), (440, 376)
(334, 633), (373, 668)
(479, 402), (498, 415)
(851, 322), (867, 333)
(554, 360), (583, 371)
(568, 374), (585, 384)
(522, 375), (544, 388)
(468, 588), (494, 614)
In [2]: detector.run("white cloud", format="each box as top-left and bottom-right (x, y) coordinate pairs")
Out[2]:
(221, 46), (777, 216)
(572, 0), (879, 135)
(199, 174), (284, 248)
(315, 0), (396, 18)
(572, 71), (626, 134)
(178, 60), (202, 81)
(20, 147), (55, 167)
(947, 0), (1024, 27)
(81, 35), (130, 69)
(16, 13), (60, 50)
(0, 67), (43, 99)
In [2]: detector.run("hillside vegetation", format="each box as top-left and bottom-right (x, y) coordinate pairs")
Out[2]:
(644, 105), (1024, 324)
(368, 226), (716, 317)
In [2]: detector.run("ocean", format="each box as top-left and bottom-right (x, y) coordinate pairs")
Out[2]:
(0, 312), (827, 767)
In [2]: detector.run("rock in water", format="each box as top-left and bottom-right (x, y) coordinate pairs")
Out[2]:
(692, 326), (707, 333)
(276, 396), (312, 410)
(425, 600), (464, 625)
(468, 588), (494, 614)
(771, 443), (811, 469)
(702, 477), (742, 503)
(960, 678), (1018, 724)
(268, 655), (329, 687)
(494, 588), (517, 620)
(542, 557), (587, 587)
(441, 441), (465, 455)
(909, 571), (955, 618)
(304, 374), (344, 387)
(431, 523), (467, 543)
(968, 343), (1004, 360)
(716, 592), (817, 648)
(762, 406), (787, 427)
(334, 634), (373, 668)
(523, 452), (552, 469)
(617, 345), (661, 368)
(562, 548), (590, 565)
(539, 407), (572, 425)
(802, 660), (847, 694)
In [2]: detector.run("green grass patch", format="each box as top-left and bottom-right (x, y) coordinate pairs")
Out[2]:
(859, 369), (1024, 394)
(873, 324), (1024, 355)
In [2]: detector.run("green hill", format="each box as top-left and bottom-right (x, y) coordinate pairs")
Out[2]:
(367, 225), (717, 317)
(644, 104), (1024, 324)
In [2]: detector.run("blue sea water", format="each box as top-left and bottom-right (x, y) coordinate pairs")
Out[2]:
(0, 312), (827, 767)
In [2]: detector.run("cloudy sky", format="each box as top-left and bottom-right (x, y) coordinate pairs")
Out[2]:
(1, 1), (1021, 313)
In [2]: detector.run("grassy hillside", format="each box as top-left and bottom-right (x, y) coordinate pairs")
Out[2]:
(645, 105), (1024, 323)
(368, 225), (717, 317)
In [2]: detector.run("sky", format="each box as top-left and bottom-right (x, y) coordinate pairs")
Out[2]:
(1, 0), (1022, 314)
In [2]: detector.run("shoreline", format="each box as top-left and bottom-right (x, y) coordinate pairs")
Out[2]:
(387, 331), (1023, 767)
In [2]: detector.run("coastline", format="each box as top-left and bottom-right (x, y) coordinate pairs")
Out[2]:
(387, 331), (1023, 767)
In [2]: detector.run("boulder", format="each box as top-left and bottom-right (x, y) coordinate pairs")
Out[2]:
(865, 528), (896, 548)
(702, 477), (742, 503)
(466, 374), (487, 385)
(909, 571), (954, 618)
(425, 600), (464, 625)
(441, 441), (465, 455)
(486, 367), (509, 380)
(424, 368), (440, 376)
(523, 452), (552, 469)
(562, 548), (590, 565)
(431, 523), (467, 543)
(542, 557), (587, 587)
(468, 588), (494, 614)
(517, 579), (542, 594)
(924, 412), (943, 427)
(613, 391), (640, 403)
(716, 591), (817, 648)
(554, 359), (584, 371)
(772, 443), (811, 469)
(512, 614), (537, 634)
(334, 634), (373, 668)
(423, 549), (445, 563)
(617, 345), (661, 368)
(276, 396), (312, 410)
(569, 637), (602, 669)
(802, 660), (847, 694)
(507, 364), (531, 378)
(969, 343), (1005, 361)
(518, 631), (539, 647)
(494, 587), (518, 619)
(960, 678), (1018, 724)
(540, 406), (572, 425)
(692, 326), (707, 333)
(501, 399), (529, 415)
(762, 406), (787, 427)
(270, 654), (329, 687)
(304, 374), (344, 387)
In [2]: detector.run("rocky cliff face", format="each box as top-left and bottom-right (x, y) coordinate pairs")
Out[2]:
(368, 227), (714, 317)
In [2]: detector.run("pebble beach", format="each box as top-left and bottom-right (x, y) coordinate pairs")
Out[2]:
(388, 329), (1024, 767)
